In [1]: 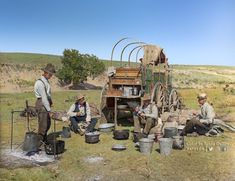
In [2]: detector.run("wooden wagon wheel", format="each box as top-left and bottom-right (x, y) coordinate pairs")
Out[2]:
(168, 89), (180, 112)
(100, 83), (114, 123)
(151, 82), (167, 114)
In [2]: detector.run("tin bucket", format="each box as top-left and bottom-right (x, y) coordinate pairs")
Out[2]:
(139, 138), (154, 154)
(159, 138), (173, 156)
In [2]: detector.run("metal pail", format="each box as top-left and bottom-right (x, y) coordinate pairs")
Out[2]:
(139, 138), (154, 154)
(159, 138), (173, 156)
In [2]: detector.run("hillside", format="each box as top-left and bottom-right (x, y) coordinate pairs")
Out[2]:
(0, 52), (235, 93)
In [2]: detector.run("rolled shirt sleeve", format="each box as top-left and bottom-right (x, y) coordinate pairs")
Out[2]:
(67, 104), (77, 117)
(199, 102), (215, 124)
(144, 104), (158, 119)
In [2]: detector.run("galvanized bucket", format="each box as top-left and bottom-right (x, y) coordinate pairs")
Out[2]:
(159, 138), (173, 156)
(139, 138), (154, 154)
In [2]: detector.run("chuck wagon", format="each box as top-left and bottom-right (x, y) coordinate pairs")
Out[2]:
(100, 43), (181, 125)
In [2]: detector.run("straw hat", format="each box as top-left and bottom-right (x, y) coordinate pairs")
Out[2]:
(197, 93), (207, 100)
(41, 63), (56, 74)
(76, 93), (85, 100)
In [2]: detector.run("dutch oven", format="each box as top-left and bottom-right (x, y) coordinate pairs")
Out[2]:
(85, 131), (100, 144)
(45, 140), (65, 155)
(113, 129), (129, 140)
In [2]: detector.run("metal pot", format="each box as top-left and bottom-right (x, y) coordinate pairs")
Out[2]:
(112, 144), (126, 151)
(98, 123), (115, 132)
(164, 127), (178, 138)
(85, 132), (100, 144)
(113, 129), (129, 140)
(172, 135), (184, 149)
(61, 126), (71, 138)
(45, 140), (65, 155)
(22, 132), (39, 152)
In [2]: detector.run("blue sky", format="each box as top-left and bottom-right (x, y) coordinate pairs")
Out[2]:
(0, 0), (235, 66)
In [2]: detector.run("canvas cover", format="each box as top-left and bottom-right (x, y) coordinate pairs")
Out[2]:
(143, 45), (166, 65)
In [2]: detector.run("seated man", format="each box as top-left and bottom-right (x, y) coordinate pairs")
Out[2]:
(67, 94), (97, 135)
(133, 96), (158, 141)
(182, 93), (213, 135)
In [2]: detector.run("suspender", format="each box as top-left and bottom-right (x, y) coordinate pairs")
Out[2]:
(38, 79), (53, 106)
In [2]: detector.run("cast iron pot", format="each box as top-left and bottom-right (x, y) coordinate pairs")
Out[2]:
(45, 140), (65, 155)
(85, 132), (100, 144)
(113, 129), (129, 140)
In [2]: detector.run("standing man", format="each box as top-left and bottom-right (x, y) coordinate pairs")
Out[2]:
(34, 63), (56, 144)
(133, 96), (158, 140)
(67, 94), (97, 135)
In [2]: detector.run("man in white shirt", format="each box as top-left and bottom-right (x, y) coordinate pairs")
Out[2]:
(182, 93), (235, 136)
(182, 93), (213, 135)
(34, 63), (56, 143)
(133, 95), (158, 140)
(67, 94), (97, 135)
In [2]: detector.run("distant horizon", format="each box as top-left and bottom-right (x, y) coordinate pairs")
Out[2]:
(1, 51), (234, 67)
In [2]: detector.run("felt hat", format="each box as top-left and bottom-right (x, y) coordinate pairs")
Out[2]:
(41, 63), (56, 74)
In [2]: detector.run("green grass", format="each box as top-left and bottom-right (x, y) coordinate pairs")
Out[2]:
(0, 53), (62, 66)
(0, 89), (235, 180)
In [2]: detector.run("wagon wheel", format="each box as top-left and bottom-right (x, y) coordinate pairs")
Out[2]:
(168, 89), (181, 113)
(100, 83), (114, 123)
(151, 82), (167, 114)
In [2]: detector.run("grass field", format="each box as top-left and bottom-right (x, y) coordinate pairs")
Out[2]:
(0, 89), (235, 181)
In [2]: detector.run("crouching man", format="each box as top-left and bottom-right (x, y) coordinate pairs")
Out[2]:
(67, 94), (97, 135)
(133, 96), (158, 142)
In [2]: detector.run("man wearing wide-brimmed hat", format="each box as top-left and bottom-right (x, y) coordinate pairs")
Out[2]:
(67, 93), (97, 135)
(181, 93), (214, 135)
(133, 95), (158, 142)
(182, 93), (235, 136)
(34, 63), (56, 144)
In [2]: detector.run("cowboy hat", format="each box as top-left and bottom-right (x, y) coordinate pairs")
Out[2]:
(41, 63), (56, 74)
(197, 93), (207, 100)
(76, 93), (85, 100)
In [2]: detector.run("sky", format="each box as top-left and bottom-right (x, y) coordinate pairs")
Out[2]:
(0, 0), (235, 66)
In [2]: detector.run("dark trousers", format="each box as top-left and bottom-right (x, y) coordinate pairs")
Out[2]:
(70, 116), (97, 132)
(35, 99), (51, 142)
(182, 118), (210, 135)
